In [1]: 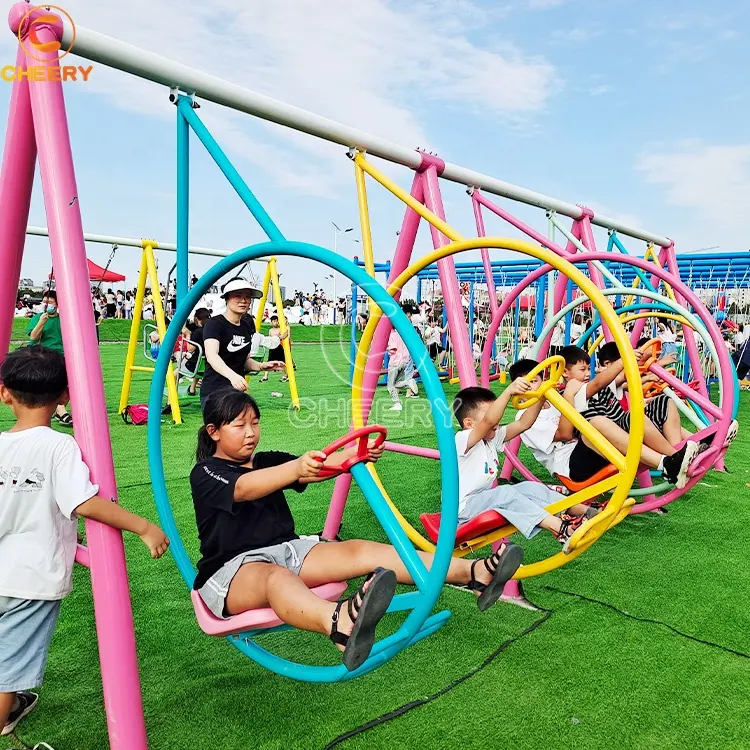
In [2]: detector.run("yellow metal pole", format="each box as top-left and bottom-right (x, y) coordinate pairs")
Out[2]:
(144, 243), (182, 425)
(354, 152), (463, 243)
(269, 258), (300, 410)
(354, 157), (378, 315)
(118, 249), (149, 414)
(255, 263), (273, 331)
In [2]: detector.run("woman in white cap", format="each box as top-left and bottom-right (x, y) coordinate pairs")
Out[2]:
(200, 278), (287, 410)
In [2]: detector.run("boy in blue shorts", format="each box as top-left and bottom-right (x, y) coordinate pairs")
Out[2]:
(0, 346), (169, 740)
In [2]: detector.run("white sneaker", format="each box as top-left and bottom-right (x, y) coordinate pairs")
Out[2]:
(408, 379), (418, 396)
(388, 403), (403, 411)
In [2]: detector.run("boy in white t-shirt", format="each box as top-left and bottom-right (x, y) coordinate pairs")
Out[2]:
(0, 346), (170, 739)
(453, 383), (597, 552)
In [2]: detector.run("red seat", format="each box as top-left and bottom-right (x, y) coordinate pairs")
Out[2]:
(419, 510), (509, 546)
(191, 581), (348, 637)
(556, 464), (618, 493)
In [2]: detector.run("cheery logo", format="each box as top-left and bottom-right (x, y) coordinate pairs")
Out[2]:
(18, 5), (77, 63)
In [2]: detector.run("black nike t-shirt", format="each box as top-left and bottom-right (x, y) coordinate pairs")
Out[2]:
(190, 451), (305, 590)
(200, 315), (257, 399)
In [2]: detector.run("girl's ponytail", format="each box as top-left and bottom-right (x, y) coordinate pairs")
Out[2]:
(196, 426), (216, 462)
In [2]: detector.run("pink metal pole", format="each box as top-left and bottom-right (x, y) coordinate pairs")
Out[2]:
(577, 210), (613, 343)
(322, 173), (425, 540)
(470, 193), (499, 318)
(384, 441), (441, 460)
(420, 156), (476, 387)
(10, 6), (148, 748)
(0, 46), (36, 360)
(473, 190), (570, 257)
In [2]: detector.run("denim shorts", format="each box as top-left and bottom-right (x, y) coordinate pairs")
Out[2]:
(198, 537), (321, 619)
(0, 597), (61, 692)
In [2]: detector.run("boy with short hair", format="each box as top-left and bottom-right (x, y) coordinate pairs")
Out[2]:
(453, 383), (598, 552)
(560, 345), (699, 488)
(509, 356), (717, 491)
(0, 346), (169, 739)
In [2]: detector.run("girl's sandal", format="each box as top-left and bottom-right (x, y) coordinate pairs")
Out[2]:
(330, 567), (396, 671)
(259, 375), (269, 382)
(467, 543), (524, 611)
(56, 412), (73, 426)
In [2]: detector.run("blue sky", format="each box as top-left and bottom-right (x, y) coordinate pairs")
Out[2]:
(1, 0), (747, 298)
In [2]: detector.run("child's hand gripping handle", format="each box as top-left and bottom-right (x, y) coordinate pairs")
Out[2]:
(317, 425), (388, 478)
(511, 356), (566, 410)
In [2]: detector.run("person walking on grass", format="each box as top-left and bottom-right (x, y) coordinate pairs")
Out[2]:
(0, 346), (169, 742)
(26, 289), (72, 427)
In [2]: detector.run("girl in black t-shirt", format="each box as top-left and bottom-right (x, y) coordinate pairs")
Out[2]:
(200, 278), (287, 408)
(190, 390), (524, 672)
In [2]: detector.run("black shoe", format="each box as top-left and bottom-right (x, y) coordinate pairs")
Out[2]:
(661, 441), (700, 489)
(2, 691), (38, 736)
(161, 404), (172, 416)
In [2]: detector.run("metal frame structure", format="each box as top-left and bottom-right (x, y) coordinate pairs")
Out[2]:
(0, 6), (734, 750)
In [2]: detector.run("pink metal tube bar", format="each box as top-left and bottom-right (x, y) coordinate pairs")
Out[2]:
(8, 5), (149, 748)
(0, 46), (35, 357)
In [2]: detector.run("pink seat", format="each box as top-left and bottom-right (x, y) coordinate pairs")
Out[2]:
(419, 510), (509, 546)
(191, 581), (348, 637)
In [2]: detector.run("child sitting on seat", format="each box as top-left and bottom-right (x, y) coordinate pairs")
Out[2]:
(0, 346), (169, 740)
(452, 384), (599, 552)
(561, 345), (699, 489)
(509, 358), (693, 489)
(597, 341), (738, 451)
(190, 390), (523, 672)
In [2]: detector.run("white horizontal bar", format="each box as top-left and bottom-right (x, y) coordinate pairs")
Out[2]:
(53, 22), (671, 249)
(26, 225), (269, 261)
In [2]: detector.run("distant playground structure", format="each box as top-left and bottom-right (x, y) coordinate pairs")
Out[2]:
(0, 4), (741, 748)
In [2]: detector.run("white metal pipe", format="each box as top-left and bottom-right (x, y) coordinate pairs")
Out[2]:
(26, 224), (269, 261)
(55, 23), (672, 249)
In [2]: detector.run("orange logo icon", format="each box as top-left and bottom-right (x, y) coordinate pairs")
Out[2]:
(17, 5), (77, 63)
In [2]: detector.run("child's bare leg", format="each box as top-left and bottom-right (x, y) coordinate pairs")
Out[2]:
(642, 417), (677, 455)
(662, 399), (685, 444)
(299, 539), (512, 590)
(588, 417), (665, 469)
(0, 692), (15, 732)
(568, 503), (594, 515)
(226, 562), (337, 635)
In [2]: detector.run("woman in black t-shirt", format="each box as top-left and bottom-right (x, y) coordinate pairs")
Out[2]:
(189, 390), (523, 672)
(200, 278), (287, 409)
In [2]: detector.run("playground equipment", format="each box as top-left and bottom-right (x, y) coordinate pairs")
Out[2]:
(0, 5), (738, 746)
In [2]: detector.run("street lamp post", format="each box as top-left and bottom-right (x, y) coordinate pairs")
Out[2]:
(331, 221), (353, 323)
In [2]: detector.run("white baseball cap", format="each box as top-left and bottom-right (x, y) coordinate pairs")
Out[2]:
(221, 277), (262, 299)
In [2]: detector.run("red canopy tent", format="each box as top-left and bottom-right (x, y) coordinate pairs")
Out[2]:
(87, 258), (125, 283)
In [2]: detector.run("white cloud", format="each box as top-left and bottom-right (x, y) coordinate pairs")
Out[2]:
(588, 84), (612, 96)
(552, 26), (603, 44)
(526, 0), (566, 8)
(636, 141), (750, 248)
(22, 0), (557, 199)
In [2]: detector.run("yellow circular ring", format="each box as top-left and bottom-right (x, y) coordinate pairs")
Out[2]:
(352, 237), (644, 578)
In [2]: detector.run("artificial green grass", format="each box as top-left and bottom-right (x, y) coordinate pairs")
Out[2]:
(10, 317), (360, 343)
(2, 343), (749, 750)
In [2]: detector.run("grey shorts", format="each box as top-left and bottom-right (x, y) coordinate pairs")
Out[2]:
(198, 537), (321, 619)
(0, 596), (62, 692)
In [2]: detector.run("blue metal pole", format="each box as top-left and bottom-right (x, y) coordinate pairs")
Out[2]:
(534, 273), (546, 338)
(176, 98), (190, 306)
(513, 295), (521, 361)
(177, 98), (285, 243)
